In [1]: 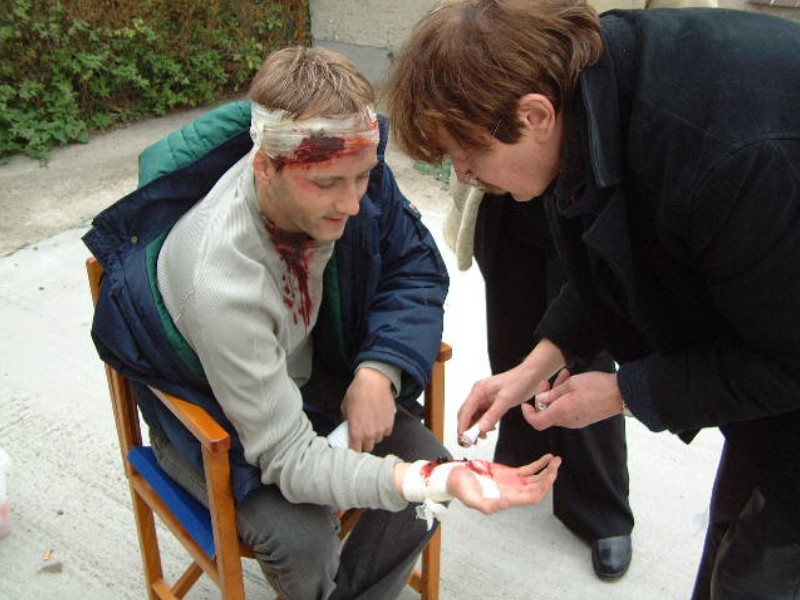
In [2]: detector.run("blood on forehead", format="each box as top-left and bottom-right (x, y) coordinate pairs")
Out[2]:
(274, 131), (377, 171)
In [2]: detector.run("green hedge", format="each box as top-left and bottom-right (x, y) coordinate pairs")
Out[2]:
(0, 0), (309, 163)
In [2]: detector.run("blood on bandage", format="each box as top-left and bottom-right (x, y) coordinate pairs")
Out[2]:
(274, 133), (344, 170)
(250, 103), (380, 169)
(273, 130), (378, 171)
(420, 458), (495, 480)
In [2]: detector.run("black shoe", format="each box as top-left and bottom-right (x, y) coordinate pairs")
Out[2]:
(591, 535), (632, 580)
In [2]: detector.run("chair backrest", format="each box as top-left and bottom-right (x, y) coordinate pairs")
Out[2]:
(86, 255), (449, 600)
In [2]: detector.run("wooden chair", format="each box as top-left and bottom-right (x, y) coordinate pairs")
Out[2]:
(86, 256), (452, 600)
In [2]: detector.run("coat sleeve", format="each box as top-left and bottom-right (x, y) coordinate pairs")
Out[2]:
(618, 140), (800, 433)
(353, 160), (450, 392)
(534, 280), (605, 368)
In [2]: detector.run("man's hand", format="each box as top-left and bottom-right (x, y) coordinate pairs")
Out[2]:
(446, 454), (561, 514)
(341, 367), (396, 452)
(522, 370), (625, 430)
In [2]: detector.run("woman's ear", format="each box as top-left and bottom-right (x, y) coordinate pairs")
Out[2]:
(516, 93), (558, 140)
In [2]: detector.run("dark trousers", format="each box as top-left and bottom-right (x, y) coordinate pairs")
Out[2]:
(691, 427), (800, 600)
(474, 193), (634, 541)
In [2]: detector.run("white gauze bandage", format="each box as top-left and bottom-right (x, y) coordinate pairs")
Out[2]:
(402, 459), (501, 529)
(249, 103), (380, 166)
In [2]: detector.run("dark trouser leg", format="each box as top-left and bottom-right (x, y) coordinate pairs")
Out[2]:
(301, 372), (450, 600)
(331, 408), (449, 600)
(475, 193), (633, 540)
(550, 414), (632, 540)
(692, 433), (800, 600)
(711, 488), (800, 600)
(691, 440), (756, 600)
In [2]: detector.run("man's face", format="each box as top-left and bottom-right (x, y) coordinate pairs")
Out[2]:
(256, 143), (378, 242)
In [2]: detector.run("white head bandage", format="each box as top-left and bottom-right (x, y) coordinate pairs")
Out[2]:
(250, 102), (380, 167)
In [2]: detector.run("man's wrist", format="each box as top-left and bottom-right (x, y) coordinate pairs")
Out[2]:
(357, 361), (401, 396)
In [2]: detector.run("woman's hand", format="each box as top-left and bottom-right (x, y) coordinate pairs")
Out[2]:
(457, 339), (566, 443)
(522, 370), (625, 430)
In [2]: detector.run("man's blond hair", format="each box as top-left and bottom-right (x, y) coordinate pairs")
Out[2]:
(248, 46), (375, 125)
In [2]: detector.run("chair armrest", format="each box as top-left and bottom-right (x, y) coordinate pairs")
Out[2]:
(425, 342), (452, 443)
(149, 386), (231, 454)
(437, 342), (452, 363)
(146, 387), (242, 569)
(146, 343), (452, 452)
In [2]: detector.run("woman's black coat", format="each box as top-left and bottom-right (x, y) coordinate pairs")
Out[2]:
(536, 9), (800, 534)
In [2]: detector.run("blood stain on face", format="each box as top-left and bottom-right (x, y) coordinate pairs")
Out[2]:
(260, 126), (379, 324)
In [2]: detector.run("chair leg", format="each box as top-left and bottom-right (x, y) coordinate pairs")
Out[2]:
(130, 490), (166, 600)
(172, 562), (204, 597)
(421, 527), (441, 600)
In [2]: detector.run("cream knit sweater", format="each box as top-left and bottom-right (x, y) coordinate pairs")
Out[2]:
(157, 156), (406, 512)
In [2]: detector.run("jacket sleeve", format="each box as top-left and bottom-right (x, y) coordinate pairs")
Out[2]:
(535, 281), (605, 368)
(618, 140), (800, 433)
(353, 160), (450, 393)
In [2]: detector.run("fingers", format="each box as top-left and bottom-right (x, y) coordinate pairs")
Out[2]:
(474, 407), (503, 441)
(348, 434), (369, 453)
(553, 367), (571, 386)
(347, 424), (392, 453)
(515, 453), (558, 475)
(456, 384), (484, 435)
(532, 368), (572, 410)
(521, 401), (555, 430)
(521, 455), (561, 486)
(476, 459), (561, 514)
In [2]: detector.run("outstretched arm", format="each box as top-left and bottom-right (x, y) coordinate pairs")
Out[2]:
(392, 453), (561, 526)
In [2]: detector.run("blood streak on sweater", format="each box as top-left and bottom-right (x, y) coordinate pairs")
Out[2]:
(264, 218), (316, 327)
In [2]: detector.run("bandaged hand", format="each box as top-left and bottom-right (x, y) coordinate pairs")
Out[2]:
(399, 454), (561, 528)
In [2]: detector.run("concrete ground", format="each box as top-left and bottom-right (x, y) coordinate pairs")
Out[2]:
(0, 107), (724, 599)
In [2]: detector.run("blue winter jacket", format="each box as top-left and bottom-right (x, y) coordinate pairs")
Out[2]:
(84, 104), (449, 502)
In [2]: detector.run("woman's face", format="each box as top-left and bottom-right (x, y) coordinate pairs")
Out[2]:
(443, 95), (564, 201)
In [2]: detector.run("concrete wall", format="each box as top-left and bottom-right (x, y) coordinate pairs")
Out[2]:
(310, 0), (799, 86)
(309, 0), (437, 85)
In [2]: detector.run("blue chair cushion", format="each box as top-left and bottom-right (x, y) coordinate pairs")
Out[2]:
(128, 446), (215, 557)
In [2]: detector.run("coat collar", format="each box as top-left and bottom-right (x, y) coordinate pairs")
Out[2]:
(578, 14), (636, 190)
